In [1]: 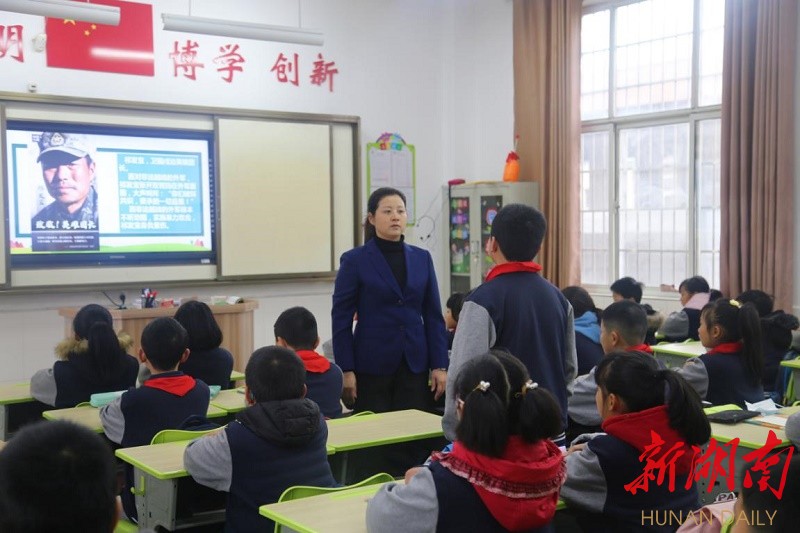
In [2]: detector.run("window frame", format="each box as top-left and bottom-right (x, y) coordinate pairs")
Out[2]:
(579, 0), (723, 293)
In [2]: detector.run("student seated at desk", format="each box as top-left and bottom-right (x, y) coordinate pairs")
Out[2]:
(0, 420), (121, 533)
(367, 354), (566, 533)
(658, 276), (713, 342)
(274, 306), (344, 418)
(561, 352), (710, 532)
(184, 346), (337, 532)
(561, 286), (604, 376)
(100, 317), (210, 521)
(676, 298), (764, 409)
(610, 276), (664, 345)
(568, 300), (652, 441)
(175, 300), (235, 389)
(30, 304), (138, 408)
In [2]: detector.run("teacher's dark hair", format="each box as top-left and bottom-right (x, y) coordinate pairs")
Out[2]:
(363, 187), (406, 242)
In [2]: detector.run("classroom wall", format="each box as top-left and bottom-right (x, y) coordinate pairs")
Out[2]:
(0, 0), (515, 382)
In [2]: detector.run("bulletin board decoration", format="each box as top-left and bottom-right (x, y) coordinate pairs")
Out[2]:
(366, 132), (416, 224)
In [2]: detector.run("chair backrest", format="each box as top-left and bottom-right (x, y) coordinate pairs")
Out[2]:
(274, 472), (394, 532)
(150, 428), (217, 444)
(350, 410), (375, 417)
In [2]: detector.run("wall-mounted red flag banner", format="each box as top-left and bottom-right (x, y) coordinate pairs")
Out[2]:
(45, 0), (154, 76)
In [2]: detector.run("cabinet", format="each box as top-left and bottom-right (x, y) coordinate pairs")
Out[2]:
(447, 182), (539, 294)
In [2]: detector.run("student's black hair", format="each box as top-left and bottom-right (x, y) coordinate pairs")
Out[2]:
(678, 275), (710, 295)
(140, 317), (189, 371)
(736, 289), (774, 317)
(609, 276), (644, 303)
(738, 455), (800, 532)
(73, 304), (124, 384)
(454, 355), (511, 457)
(0, 420), (117, 533)
(274, 306), (318, 350)
(489, 203), (546, 261)
(600, 300), (648, 347)
(561, 286), (601, 320)
(173, 300), (223, 351)
(491, 349), (563, 440)
(446, 292), (465, 322)
(708, 289), (723, 302)
(245, 346), (306, 402)
(363, 187), (407, 242)
(701, 299), (763, 383)
(595, 351), (711, 446)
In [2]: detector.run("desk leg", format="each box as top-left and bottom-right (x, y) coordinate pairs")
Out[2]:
(134, 469), (178, 530)
(0, 405), (8, 441)
(339, 452), (349, 485)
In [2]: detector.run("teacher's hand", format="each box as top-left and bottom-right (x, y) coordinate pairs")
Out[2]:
(342, 371), (357, 406)
(430, 369), (447, 401)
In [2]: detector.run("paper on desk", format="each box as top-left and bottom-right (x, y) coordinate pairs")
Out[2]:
(745, 398), (780, 415)
(751, 415), (788, 428)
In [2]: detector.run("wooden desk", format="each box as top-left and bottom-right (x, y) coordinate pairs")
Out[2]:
(260, 480), (398, 533)
(210, 388), (247, 414)
(0, 381), (47, 440)
(42, 404), (228, 433)
(780, 358), (800, 401)
(696, 405), (800, 505)
(58, 300), (259, 371)
(651, 341), (706, 368)
(326, 410), (444, 482)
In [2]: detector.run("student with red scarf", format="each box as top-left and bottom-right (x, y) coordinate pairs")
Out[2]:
(274, 306), (343, 418)
(367, 354), (566, 532)
(561, 351), (711, 532)
(443, 204), (577, 447)
(677, 299), (764, 408)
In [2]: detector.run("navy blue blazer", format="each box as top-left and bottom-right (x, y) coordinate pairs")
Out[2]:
(332, 238), (448, 376)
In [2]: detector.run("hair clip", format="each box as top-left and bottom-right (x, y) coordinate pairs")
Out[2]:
(526, 381), (538, 391)
(473, 381), (491, 393)
(729, 299), (741, 308)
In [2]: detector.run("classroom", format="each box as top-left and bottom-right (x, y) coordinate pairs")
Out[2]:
(1, 0), (800, 532)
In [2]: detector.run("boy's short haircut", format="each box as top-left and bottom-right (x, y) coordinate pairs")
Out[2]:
(601, 300), (648, 346)
(246, 346), (306, 402)
(0, 420), (117, 533)
(490, 204), (547, 262)
(141, 317), (189, 371)
(446, 292), (465, 322)
(737, 289), (774, 317)
(610, 277), (643, 303)
(274, 306), (318, 350)
(679, 275), (710, 294)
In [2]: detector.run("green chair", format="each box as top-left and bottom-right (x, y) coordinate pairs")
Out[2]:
(74, 401), (91, 407)
(273, 472), (394, 533)
(150, 428), (217, 444)
(350, 410), (375, 417)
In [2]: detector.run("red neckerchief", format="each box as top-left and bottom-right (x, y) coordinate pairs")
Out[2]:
(706, 341), (743, 355)
(432, 437), (565, 531)
(296, 349), (331, 373)
(626, 344), (654, 354)
(484, 261), (542, 282)
(602, 405), (695, 473)
(143, 373), (196, 396)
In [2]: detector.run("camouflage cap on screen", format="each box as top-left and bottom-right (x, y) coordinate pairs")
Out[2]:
(37, 132), (94, 162)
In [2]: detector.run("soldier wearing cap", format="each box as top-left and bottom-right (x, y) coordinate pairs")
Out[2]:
(32, 132), (98, 230)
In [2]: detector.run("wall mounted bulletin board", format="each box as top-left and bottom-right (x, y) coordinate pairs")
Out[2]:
(366, 132), (416, 224)
(0, 93), (359, 289)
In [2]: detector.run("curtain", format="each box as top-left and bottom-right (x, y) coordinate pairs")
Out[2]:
(720, 0), (796, 310)
(513, 0), (582, 287)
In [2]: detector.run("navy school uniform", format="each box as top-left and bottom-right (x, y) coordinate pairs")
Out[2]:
(676, 342), (763, 408)
(179, 346), (235, 389)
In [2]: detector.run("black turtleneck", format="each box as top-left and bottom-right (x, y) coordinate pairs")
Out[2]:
(373, 235), (407, 289)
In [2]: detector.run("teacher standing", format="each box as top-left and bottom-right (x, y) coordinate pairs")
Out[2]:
(332, 187), (448, 413)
